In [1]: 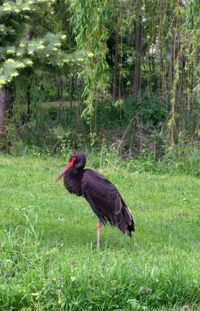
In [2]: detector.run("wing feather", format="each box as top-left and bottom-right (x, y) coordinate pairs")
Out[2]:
(82, 169), (135, 235)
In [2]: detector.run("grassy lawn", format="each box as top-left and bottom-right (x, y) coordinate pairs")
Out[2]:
(0, 154), (200, 310)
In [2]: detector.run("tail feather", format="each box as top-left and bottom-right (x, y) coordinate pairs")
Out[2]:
(117, 202), (135, 236)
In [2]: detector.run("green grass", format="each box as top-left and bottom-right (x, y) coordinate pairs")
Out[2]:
(0, 154), (200, 311)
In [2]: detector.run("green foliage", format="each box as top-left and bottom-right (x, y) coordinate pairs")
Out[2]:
(8, 90), (200, 178)
(0, 154), (200, 310)
(69, 0), (114, 133)
(1, 0), (200, 171)
(0, 0), (80, 88)
(8, 99), (88, 155)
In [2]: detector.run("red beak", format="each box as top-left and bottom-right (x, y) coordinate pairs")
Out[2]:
(55, 162), (73, 183)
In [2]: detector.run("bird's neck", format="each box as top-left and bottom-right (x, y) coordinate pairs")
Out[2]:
(64, 168), (84, 196)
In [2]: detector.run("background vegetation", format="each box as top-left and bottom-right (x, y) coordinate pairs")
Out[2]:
(0, 0), (199, 168)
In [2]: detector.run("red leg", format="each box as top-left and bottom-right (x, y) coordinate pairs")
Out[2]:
(97, 222), (101, 250)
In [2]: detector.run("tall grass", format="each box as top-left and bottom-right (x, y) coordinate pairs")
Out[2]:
(0, 154), (200, 310)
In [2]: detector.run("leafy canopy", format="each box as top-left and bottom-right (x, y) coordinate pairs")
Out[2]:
(0, 0), (70, 89)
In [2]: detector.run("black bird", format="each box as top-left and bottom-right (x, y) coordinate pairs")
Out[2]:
(55, 154), (135, 249)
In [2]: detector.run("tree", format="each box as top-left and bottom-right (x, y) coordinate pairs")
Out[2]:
(0, 0), (69, 148)
(69, 0), (115, 137)
(132, 0), (142, 96)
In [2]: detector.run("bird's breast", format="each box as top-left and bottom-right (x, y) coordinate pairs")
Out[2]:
(64, 171), (83, 196)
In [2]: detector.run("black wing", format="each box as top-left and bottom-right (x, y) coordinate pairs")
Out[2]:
(81, 169), (135, 235)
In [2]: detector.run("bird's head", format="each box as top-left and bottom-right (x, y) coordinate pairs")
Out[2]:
(55, 154), (86, 183)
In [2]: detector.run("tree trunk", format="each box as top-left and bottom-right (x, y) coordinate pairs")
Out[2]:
(0, 88), (11, 150)
(69, 74), (73, 109)
(27, 83), (31, 120)
(112, 23), (119, 101)
(132, 6), (142, 96)
(27, 28), (34, 120)
(169, 32), (177, 147)
(55, 75), (63, 101)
